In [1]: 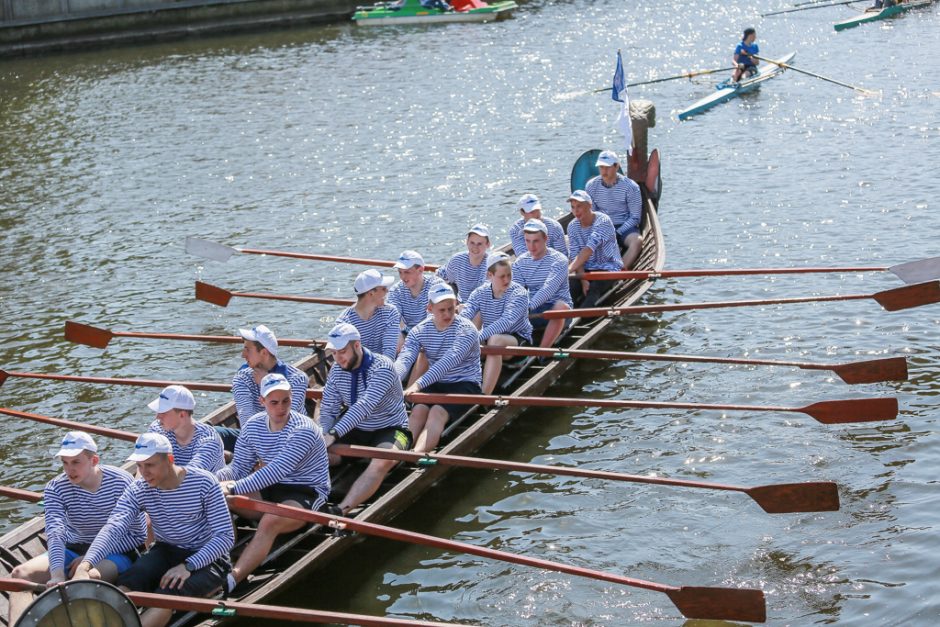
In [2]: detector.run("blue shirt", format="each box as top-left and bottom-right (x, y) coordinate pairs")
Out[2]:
(461, 281), (533, 343)
(320, 350), (408, 437)
(232, 360), (309, 426)
(512, 249), (573, 309)
(388, 274), (444, 330)
(395, 316), (482, 389)
(568, 212), (624, 272)
(336, 304), (402, 360)
(509, 216), (568, 258)
(586, 174), (643, 239)
(436, 251), (489, 302)
(148, 419), (225, 473)
(734, 41), (759, 67)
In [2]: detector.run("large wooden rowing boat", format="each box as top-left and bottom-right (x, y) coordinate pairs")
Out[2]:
(834, 0), (933, 31)
(0, 109), (664, 626)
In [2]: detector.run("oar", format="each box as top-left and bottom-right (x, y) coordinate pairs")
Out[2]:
(0, 578), (463, 627)
(0, 370), (234, 395)
(195, 281), (354, 308)
(752, 54), (879, 96)
(406, 393), (897, 424)
(186, 237), (441, 271)
(0, 486), (43, 504)
(0, 407), (138, 442)
(64, 321), (322, 350)
(332, 445), (839, 514)
(594, 66), (739, 90)
(228, 497), (766, 622)
(539, 281), (940, 320)
(580, 255), (940, 284)
(481, 346), (908, 385)
(762, 0), (864, 16)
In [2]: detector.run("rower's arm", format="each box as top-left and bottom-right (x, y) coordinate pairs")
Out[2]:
(42, 485), (70, 575)
(184, 478), (235, 570)
(394, 331), (420, 381)
(569, 246), (594, 274)
(81, 484), (142, 570)
(480, 288), (529, 340)
(415, 325), (480, 390)
(232, 427), (320, 495)
(528, 256), (569, 309)
(331, 367), (402, 437)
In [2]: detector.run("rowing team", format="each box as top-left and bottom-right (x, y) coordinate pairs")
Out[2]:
(7, 149), (645, 626)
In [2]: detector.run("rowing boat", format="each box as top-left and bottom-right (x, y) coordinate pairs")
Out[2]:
(0, 107), (664, 625)
(677, 52), (797, 121)
(833, 0), (933, 31)
(352, 0), (517, 26)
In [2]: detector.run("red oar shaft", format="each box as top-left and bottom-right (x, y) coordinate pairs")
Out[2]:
(0, 486), (43, 503)
(580, 266), (889, 280)
(64, 321), (319, 349)
(0, 407), (137, 442)
(226, 290), (354, 307)
(238, 247), (440, 272)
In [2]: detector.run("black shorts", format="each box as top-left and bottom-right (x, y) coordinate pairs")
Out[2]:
(421, 380), (483, 421)
(259, 483), (326, 511)
(117, 542), (229, 598)
(337, 426), (413, 450)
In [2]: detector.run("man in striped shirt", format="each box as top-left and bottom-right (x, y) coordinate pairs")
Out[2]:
(567, 189), (623, 308)
(320, 323), (412, 515)
(585, 150), (644, 268)
(436, 223), (491, 302)
(75, 432), (233, 627)
(146, 385), (224, 473)
(389, 249), (443, 335)
(462, 252), (533, 394)
(509, 194), (568, 258)
(512, 219), (573, 349)
(9, 431), (146, 623)
(395, 284), (482, 453)
(336, 269), (401, 360)
(217, 373), (331, 594)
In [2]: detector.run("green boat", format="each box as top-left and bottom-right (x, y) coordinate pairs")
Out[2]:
(834, 0), (933, 31)
(353, 0), (518, 25)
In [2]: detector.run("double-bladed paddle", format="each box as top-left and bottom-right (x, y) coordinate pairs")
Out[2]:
(195, 281), (354, 308)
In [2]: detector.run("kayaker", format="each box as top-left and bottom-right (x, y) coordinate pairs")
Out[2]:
(509, 193), (568, 258)
(731, 28), (760, 84)
(336, 269), (402, 360)
(146, 385), (224, 473)
(436, 223), (492, 302)
(320, 322), (412, 515)
(511, 218), (573, 349)
(567, 190), (623, 308)
(585, 150), (644, 268)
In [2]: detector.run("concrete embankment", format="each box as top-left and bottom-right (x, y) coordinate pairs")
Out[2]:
(0, 0), (362, 57)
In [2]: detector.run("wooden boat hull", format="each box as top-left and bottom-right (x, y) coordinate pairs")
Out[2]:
(677, 52), (797, 121)
(353, 0), (517, 25)
(834, 0), (933, 31)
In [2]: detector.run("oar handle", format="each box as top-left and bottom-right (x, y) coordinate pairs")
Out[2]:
(0, 486), (43, 503)
(0, 407), (137, 442)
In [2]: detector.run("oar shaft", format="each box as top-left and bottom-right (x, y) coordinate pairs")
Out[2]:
(753, 55), (873, 93)
(625, 66), (738, 87)
(0, 486), (43, 503)
(761, 0), (860, 16)
(238, 247), (440, 272)
(580, 265), (890, 280)
(0, 407), (137, 442)
(115, 330), (318, 348)
(229, 290), (354, 307)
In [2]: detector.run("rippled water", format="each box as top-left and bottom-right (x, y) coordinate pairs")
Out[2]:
(1, 0), (939, 624)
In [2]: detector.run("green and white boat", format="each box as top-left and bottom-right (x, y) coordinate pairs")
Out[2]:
(353, 0), (517, 26)
(834, 0), (933, 31)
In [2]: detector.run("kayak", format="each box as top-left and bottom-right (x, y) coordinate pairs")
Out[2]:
(677, 52), (797, 121)
(834, 0), (933, 31)
(353, 0), (517, 25)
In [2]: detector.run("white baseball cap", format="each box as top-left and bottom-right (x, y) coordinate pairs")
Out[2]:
(393, 250), (425, 270)
(486, 252), (510, 271)
(595, 150), (619, 167)
(568, 190), (593, 205)
(127, 432), (173, 462)
(517, 194), (542, 213)
(468, 223), (490, 239)
(325, 322), (361, 351)
(147, 385), (195, 413)
(429, 283), (457, 304)
(522, 218), (548, 235)
(260, 373), (292, 398)
(354, 269), (395, 295)
(239, 324), (279, 358)
(54, 431), (98, 458)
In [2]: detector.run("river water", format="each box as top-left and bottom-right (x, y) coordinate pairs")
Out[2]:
(1, 0), (939, 624)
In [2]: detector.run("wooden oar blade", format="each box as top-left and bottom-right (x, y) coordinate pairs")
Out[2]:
(0, 370), (7, 387)
(185, 236), (236, 262)
(801, 397), (898, 424)
(873, 281), (940, 312)
(745, 482), (839, 514)
(666, 586), (766, 623)
(831, 357), (908, 384)
(63, 320), (114, 349)
(889, 256), (940, 285)
(195, 281), (233, 307)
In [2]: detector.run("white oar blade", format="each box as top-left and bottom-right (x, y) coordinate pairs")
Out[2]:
(889, 257), (940, 285)
(185, 237), (237, 263)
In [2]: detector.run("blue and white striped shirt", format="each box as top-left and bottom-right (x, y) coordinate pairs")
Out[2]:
(336, 305), (402, 360)
(44, 465), (146, 574)
(85, 467), (233, 571)
(567, 212), (624, 272)
(509, 216), (569, 258)
(232, 361), (309, 426)
(395, 316), (482, 389)
(586, 174), (643, 239)
(388, 274), (444, 330)
(148, 420), (225, 473)
(320, 350), (408, 437)
(461, 281), (533, 343)
(436, 252), (488, 302)
(217, 410), (330, 503)
(511, 250), (574, 309)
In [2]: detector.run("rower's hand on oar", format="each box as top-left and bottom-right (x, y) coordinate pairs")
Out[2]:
(71, 562), (100, 581)
(67, 556), (86, 578)
(160, 563), (191, 590)
(47, 568), (67, 587)
(404, 383), (421, 397)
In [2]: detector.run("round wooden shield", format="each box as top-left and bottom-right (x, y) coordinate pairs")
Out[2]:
(14, 580), (141, 627)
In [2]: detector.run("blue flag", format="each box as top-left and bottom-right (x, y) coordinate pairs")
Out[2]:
(612, 50), (625, 103)
(611, 51), (632, 155)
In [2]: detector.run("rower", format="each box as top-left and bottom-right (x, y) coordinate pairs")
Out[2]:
(732, 27), (759, 83)
(320, 323), (412, 515)
(567, 189), (623, 308)
(394, 284), (482, 453)
(146, 385), (224, 473)
(217, 373), (332, 594)
(74, 433), (233, 627)
(388, 249), (445, 337)
(585, 150), (644, 269)
(336, 269), (401, 360)
(511, 219), (573, 349)
(509, 194), (568, 258)
(461, 252), (533, 394)
(436, 223), (491, 302)
(8, 432), (146, 624)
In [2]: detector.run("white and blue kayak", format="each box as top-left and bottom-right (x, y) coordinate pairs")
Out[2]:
(677, 52), (796, 121)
